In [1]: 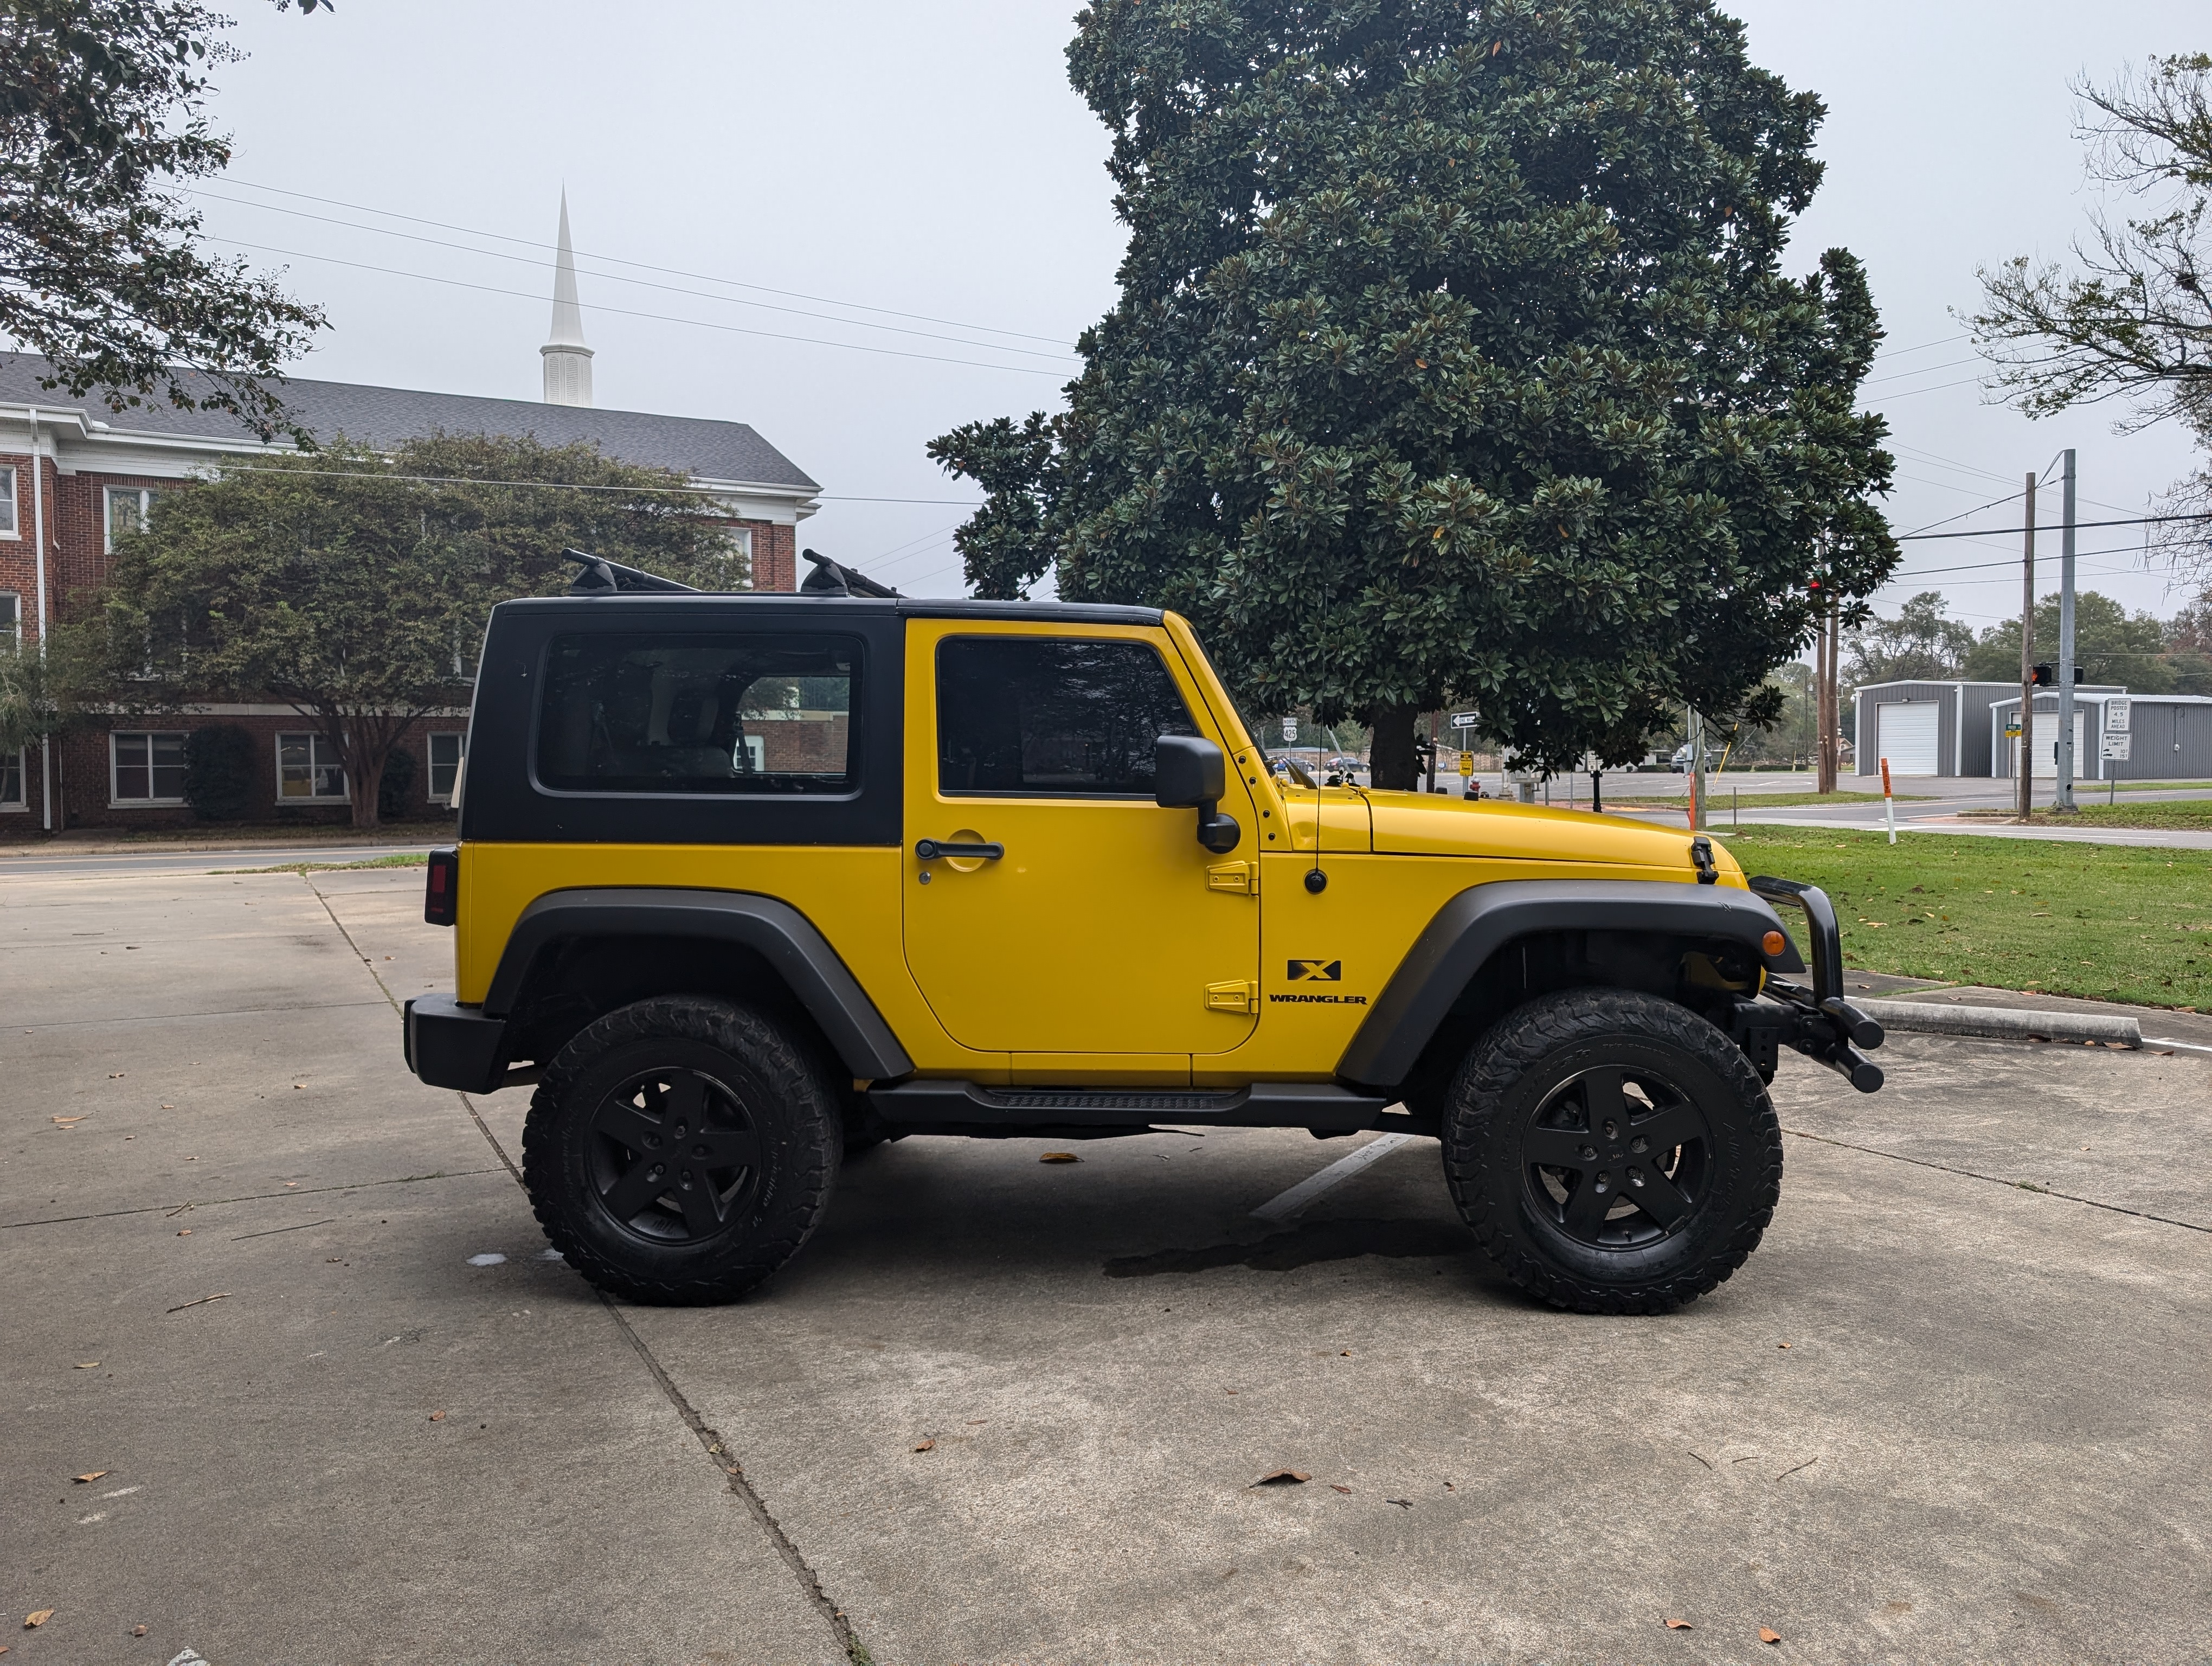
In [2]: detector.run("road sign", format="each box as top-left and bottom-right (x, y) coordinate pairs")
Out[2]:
(2101, 732), (2131, 761)
(1456, 751), (1474, 777)
(1449, 711), (1480, 729)
(2004, 721), (2022, 739)
(2106, 698), (2131, 733)
(1281, 719), (1297, 743)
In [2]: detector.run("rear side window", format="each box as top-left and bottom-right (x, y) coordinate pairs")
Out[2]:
(937, 635), (1197, 797)
(537, 632), (858, 795)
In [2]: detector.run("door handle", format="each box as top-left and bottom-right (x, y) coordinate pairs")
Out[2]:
(915, 838), (1005, 861)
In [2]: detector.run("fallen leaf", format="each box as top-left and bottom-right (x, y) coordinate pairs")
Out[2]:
(1251, 1469), (1309, 1486)
(73, 1362), (99, 1369)
(1778, 1342), (1791, 1350)
(1329, 1484), (1352, 1494)
(161, 1104), (174, 1109)
(176, 1229), (191, 1236)
(23, 1611), (53, 1627)
(1386, 1498), (1413, 1508)
(293, 1084), (304, 1090)
(912, 1438), (936, 1452)
(1340, 1350), (1353, 1356)
(133, 1625), (148, 1636)
(73, 1471), (108, 1483)
(1760, 1627), (1783, 1644)
(1666, 1618), (1694, 1630)
(1039, 1152), (1078, 1163)
(51, 1116), (87, 1126)
(964, 1419), (987, 1425)
(165, 1292), (229, 1313)
(428, 1411), (446, 1422)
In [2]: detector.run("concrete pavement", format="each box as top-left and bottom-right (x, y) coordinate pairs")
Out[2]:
(5, 866), (2210, 1663)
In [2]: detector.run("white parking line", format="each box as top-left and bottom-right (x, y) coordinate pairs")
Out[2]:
(1251, 1131), (1418, 1222)
(2144, 1037), (2212, 1056)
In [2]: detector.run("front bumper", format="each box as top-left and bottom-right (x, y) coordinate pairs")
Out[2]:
(404, 994), (510, 1093)
(1735, 876), (1886, 1093)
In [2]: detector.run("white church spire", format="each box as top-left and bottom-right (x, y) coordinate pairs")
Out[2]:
(541, 189), (594, 407)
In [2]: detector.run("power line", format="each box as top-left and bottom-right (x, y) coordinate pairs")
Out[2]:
(213, 177), (1077, 349)
(1899, 510), (2212, 542)
(216, 239), (1068, 379)
(191, 190), (1081, 365)
(1861, 355), (1985, 388)
(1872, 332), (1970, 362)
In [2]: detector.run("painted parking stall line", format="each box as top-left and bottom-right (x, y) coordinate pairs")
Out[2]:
(1251, 1131), (1418, 1222)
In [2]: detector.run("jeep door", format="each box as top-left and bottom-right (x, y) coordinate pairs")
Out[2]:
(901, 621), (1261, 1068)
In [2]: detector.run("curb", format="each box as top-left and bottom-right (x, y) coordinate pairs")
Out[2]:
(1861, 999), (2140, 1048)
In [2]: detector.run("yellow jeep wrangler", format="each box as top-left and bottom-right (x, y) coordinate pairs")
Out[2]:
(404, 553), (1882, 1312)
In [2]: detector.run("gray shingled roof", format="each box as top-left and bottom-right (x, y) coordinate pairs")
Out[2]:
(0, 351), (817, 491)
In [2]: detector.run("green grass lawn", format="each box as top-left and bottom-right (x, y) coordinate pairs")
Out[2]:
(1962, 798), (2212, 830)
(1722, 825), (2212, 1009)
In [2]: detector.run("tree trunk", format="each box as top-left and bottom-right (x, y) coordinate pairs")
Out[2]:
(338, 713), (393, 830)
(1367, 701), (1420, 790)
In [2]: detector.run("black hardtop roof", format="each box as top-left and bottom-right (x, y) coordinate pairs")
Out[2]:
(494, 593), (1166, 626)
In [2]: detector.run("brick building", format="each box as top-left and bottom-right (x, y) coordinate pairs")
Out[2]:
(0, 199), (820, 834)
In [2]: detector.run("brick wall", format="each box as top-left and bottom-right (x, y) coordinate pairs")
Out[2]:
(2, 717), (471, 836)
(751, 520), (798, 592)
(0, 451), (809, 834)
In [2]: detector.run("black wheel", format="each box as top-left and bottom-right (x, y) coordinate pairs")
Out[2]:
(1441, 988), (1782, 1315)
(522, 996), (841, 1305)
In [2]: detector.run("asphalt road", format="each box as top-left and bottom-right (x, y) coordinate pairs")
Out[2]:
(5, 867), (2210, 1664)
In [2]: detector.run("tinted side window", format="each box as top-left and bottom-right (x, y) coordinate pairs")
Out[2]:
(537, 633), (857, 795)
(937, 636), (1197, 797)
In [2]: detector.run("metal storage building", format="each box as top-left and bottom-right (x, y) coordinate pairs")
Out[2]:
(1992, 693), (2212, 781)
(1853, 680), (2123, 778)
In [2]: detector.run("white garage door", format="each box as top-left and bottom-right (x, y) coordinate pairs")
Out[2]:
(1876, 702), (1940, 776)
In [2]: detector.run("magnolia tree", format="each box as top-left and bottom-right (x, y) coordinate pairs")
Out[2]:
(74, 433), (751, 826)
(931, 0), (1898, 783)
(1, 0), (332, 440)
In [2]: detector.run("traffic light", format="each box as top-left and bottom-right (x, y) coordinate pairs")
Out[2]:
(2029, 664), (2086, 687)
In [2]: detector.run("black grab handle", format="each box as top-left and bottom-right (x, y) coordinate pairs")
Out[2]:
(915, 838), (1005, 861)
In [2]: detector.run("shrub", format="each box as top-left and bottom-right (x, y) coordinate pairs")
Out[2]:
(183, 725), (255, 821)
(377, 745), (417, 822)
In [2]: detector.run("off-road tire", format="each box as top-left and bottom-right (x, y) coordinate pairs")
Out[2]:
(1441, 988), (1782, 1315)
(523, 996), (841, 1305)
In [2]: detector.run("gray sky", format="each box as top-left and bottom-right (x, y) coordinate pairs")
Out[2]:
(198, 0), (2207, 633)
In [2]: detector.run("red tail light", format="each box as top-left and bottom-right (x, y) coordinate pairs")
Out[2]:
(424, 847), (459, 927)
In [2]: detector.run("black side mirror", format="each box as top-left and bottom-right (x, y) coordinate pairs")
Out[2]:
(1155, 735), (1240, 853)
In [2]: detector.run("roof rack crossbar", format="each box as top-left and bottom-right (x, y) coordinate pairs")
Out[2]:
(801, 548), (901, 599)
(563, 548), (700, 596)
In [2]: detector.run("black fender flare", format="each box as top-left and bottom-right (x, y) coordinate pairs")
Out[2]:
(1335, 879), (1801, 1088)
(485, 887), (915, 1080)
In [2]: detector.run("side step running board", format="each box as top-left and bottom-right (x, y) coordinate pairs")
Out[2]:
(867, 1080), (1397, 1134)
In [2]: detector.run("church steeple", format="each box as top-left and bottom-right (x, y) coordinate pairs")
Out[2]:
(541, 189), (594, 407)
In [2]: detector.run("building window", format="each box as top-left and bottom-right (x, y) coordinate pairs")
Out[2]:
(427, 732), (467, 801)
(0, 747), (24, 810)
(105, 486), (157, 553)
(0, 592), (18, 648)
(0, 465), (16, 537)
(278, 732), (349, 802)
(731, 527), (754, 564)
(112, 731), (188, 803)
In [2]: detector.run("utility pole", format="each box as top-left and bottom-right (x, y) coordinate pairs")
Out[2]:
(2016, 471), (2037, 821)
(1825, 598), (1841, 791)
(2055, 448), (2078, 811)
(1689, 706), (1708, 830)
